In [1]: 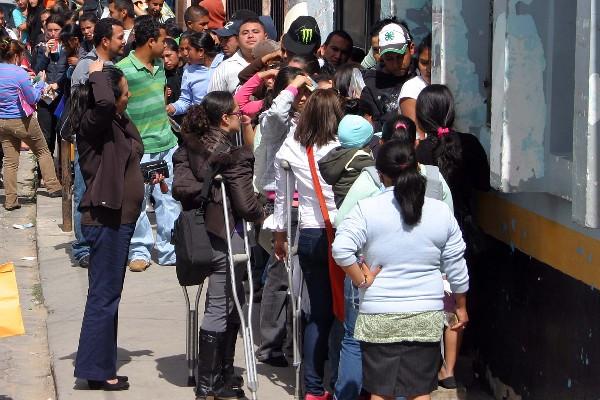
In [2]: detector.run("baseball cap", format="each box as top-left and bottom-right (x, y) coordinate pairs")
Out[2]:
(379, 23), (410, 56)
(282, 16), (321, 56)
(214, 20), (241, 37)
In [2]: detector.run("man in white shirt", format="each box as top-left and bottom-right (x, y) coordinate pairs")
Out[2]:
(109, 0), (135, 44)
(208, 17), (267, 93)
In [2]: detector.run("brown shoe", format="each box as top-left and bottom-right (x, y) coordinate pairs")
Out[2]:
(128, 259), (150, 272)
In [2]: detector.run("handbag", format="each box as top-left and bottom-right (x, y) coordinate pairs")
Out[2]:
(0, 263), (26, 338)
(172, 144), (227, 286)
(306, 145), (346, 321)
(17, 88), (35, 117)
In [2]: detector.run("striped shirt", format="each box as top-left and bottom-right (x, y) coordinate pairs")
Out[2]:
(117, 51), (177, 153)
(0, 63), (45, 119)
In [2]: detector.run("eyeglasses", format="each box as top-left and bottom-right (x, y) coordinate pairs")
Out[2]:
(228, 111), (242, 118)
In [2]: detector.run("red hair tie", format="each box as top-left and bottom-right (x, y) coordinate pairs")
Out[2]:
(395, 122), (407, 130)
(437, 127), (450, 138)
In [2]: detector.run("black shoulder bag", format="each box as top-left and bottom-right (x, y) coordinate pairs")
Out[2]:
(172, 144), (227, 286)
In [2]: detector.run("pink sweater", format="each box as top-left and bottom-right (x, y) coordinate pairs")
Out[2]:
(234, 73), (264, 117)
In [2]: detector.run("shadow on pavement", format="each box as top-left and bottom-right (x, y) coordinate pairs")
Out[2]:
(155, 353), (191, 387)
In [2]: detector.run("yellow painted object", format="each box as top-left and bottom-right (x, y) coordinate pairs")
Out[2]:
(0, 262), (25, 338)
(478, 192), (600, 288)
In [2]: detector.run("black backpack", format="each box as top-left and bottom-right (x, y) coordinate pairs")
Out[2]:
(171, 144), (227, 286)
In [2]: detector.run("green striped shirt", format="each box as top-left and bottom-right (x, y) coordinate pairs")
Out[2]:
(117, 51), (177, 153)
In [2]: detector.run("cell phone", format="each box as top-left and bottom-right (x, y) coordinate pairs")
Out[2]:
(307, 76), (317, 92)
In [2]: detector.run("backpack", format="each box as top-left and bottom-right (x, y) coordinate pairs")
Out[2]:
(171, 144), (227, 286)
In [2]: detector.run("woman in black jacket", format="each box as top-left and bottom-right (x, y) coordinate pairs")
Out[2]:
(70, 60), (146, 391)
(415, 84), (490, 391)
(172, 91), (264, 400)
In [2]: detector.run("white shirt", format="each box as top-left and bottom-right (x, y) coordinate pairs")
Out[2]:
(398, 75), (428, 107)
(123, 29), (132, 44)
(207, 50), (249, 93)
(274, 135), (339, 231)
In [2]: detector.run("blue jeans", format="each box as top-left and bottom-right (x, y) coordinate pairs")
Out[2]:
(335, 277), (362, 399)
(75, 223), (135, 380)
(297, 228), (334, 396)
(71, 151), (89, 261)
(128, 146), (180, 265)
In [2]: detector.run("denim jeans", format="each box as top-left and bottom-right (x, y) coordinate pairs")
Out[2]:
(128, 145), (181, 265)
(74, 223), (135, 380)
(72, 151), (89, 261)
(297, 228), (334, 396)
(334, 277), (362, 399)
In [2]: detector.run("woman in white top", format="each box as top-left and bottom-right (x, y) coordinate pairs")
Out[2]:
(399, 33), (431, 134)
(273, 89), (343, 400)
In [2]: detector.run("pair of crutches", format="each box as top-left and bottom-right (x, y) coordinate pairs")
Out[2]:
(280, 160), (304, 400)
(181, 174), (259, 400)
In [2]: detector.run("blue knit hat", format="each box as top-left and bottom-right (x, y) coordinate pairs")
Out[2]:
(338, 115), (374, 149)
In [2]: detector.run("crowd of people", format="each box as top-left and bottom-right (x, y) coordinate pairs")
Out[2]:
(0, 1), (491, 400)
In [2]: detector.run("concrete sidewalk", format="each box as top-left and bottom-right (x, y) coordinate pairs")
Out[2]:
(36, 195), (295, 399)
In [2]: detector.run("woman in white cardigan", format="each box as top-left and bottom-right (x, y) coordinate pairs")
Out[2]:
(332, 140), (469, 400)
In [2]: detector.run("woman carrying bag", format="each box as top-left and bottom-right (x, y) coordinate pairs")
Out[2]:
(273, 89), (344, 400)
(172, 91), (264, 400)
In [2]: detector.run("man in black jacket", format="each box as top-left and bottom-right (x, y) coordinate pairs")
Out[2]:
(361, 22), (415, 129)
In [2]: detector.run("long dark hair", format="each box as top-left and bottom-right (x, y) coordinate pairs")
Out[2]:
(188, 31), (218, 57)
(381, 114), (417, 144)
(180, 91), (235, 153)
(70, 66), (124, 133)
(294, 89), (343, 148)
(416, 84), (462, 188)
(59, 23), (83, 56)
(261, 66), (304, 113)
(333, 63), (355, 98)
(376, 140), (426, 226)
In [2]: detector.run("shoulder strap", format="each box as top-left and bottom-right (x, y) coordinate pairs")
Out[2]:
(363, 166), (380, 185)
(306, 145), (345, 321)
(197, 143), (229, 209)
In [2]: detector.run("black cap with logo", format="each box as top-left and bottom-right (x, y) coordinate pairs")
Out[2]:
(282, 16), (321, 56)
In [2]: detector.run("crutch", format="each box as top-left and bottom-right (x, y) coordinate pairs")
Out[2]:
(182, 284), (203, 386)
(280, 160), (303, 400)
(215, 174), (259, 400)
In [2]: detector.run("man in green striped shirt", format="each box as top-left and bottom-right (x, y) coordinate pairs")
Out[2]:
(117, 16), (180, 271)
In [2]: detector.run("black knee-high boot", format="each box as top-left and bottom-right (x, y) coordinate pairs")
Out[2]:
(221, 323), (244, 395)
(195, 330), (241, 400)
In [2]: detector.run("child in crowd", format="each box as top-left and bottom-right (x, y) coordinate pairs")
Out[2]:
(13, 0), (29, 44)
(183, 5), (209, 33)
(318, 114), (375, 207)
(166, 31), (223, 116)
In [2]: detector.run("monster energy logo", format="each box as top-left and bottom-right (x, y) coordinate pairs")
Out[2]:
(300, 28), (314, 44)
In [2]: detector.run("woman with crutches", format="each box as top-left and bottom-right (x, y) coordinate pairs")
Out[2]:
(172, 91), (265, 400)
(273, 89), (345, 400)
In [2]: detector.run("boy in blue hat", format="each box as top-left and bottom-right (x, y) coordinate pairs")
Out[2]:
(318, 114), (375, 207)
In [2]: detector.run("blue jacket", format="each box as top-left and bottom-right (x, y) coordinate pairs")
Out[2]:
(172, 53), (224, 115)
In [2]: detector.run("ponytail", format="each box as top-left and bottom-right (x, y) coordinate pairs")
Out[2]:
(416, 84), (463, 188)
(376, 140), (426, 226)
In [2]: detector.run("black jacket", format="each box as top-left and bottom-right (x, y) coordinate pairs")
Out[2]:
(77, 72), (145, 226)
(172, 128), (264, 240)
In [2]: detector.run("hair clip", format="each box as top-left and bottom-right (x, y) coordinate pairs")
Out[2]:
(395, 122), (407, 130)
(437, 127), (450, 137)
